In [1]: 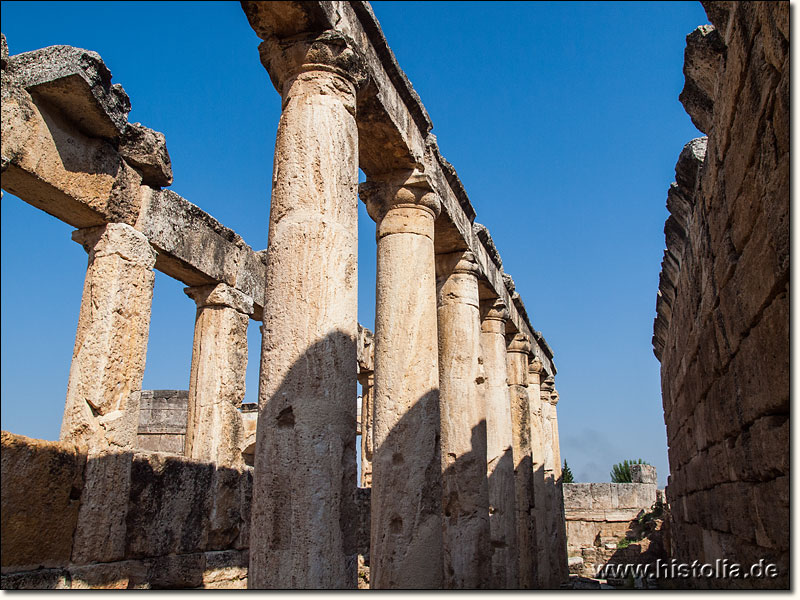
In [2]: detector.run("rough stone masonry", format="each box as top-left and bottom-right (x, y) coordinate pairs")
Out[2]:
(0, 0), (569, 590)
(653, 1), (788, 590)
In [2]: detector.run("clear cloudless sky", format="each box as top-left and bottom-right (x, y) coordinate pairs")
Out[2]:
(1, 1), (708, 486)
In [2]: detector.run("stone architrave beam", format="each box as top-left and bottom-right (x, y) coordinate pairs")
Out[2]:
(1, 44), (267, 321)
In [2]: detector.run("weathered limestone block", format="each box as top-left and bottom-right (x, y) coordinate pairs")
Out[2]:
(1, 63), (143, 227)
(61, 223), (156, 451)
(473, 222), (502, 271)
(126, 453), (214, 558)
(10, 44), (130, 138)
(1, 569), (72, 589)
(135, 189), (243, 287)
(69, 560), (148, 589)
(249, 30), (367, 590)
(119, 122), (173, 187)
(0, 432), (86, 572)
(1, 34), (8, 70)
(631, 463), (657, 484)
(361, 171), (443, 589)
(202, 550), (249, 589)
(480, 299), (518, 589)
(436, 250), (490, 589)
(137, 390), (188, 454)
(184, 283), (252, 467)
(506, 333), (536, 589)
(71, 451), (133, 565)
(679, 25), (724, 134)
(655, 3), (788, 586)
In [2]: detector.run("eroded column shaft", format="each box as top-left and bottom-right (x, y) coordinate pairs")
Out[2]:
(184, 283), (252, 467)
(436, 251), (490, 588)
(250, 31), (367, 589)
(362, 174), (443, 589)
(480, 300), (519, 589)
(506, 334), (536, 589)
(61, 223), (156, 451)
(527, 359), (549, 587)
(547, 387), (569, 585)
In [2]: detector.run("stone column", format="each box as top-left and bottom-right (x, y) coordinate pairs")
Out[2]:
(548, 387), (569, 585)
(61, 223), (156, 451)
(480, 299), (519, 589)
(436, 251), (491, 589)
(249, 30), (367, 590)
(506, 333), (536, 589)
(360, 171), (443, 589)
(528, 358), (549, 588)
(358, 371), (374, 487)
(184, 283), (253, 468)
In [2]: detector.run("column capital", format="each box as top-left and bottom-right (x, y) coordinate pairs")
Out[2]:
(184, 282), (254, 316)
(549, 389), (560, 406)
(528, 357), (543, 375)
(360, 169), (441, 225)
(436, 250), (480, 280)
(506, 332), (531, 355)
(259, 29), (368, 96)
(72, 223), (156, 269)
(540, 375), (555, 393)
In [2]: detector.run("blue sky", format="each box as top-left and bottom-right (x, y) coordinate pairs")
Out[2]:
(0, 1), (708, 486)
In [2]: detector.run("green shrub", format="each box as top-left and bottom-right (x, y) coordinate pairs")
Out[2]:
(610, 458), (650, 483)
(562, 460), (574, 483)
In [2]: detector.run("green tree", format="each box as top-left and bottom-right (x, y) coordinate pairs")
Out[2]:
(562, 460), (574, 483)
(610, 458), (650, 483)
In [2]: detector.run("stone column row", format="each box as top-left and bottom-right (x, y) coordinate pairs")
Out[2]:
(62, 223), (257, 467)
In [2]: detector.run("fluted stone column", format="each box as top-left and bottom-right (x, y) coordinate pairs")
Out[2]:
(249, 30), (367, 589)
(548, 387), (569, 584)
(359, 371), (374, 487)
(436, 251), (490, 589)
(361, 171), (443, 589)
(61, 223), (156, 451)
(527, 358), (549, 588)
(506, 333), (536, 589)
(184, 283), (252, 467)
(480, 299), (518, 589)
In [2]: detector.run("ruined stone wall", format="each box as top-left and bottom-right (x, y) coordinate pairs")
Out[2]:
(137, 390), (189, 454)
(1, 431), (251, 589)
(564, 465), (660, 577)
(653, 1), (788, 589)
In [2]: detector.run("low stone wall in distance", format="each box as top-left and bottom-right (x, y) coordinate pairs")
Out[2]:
(564, 465), (662, 578)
